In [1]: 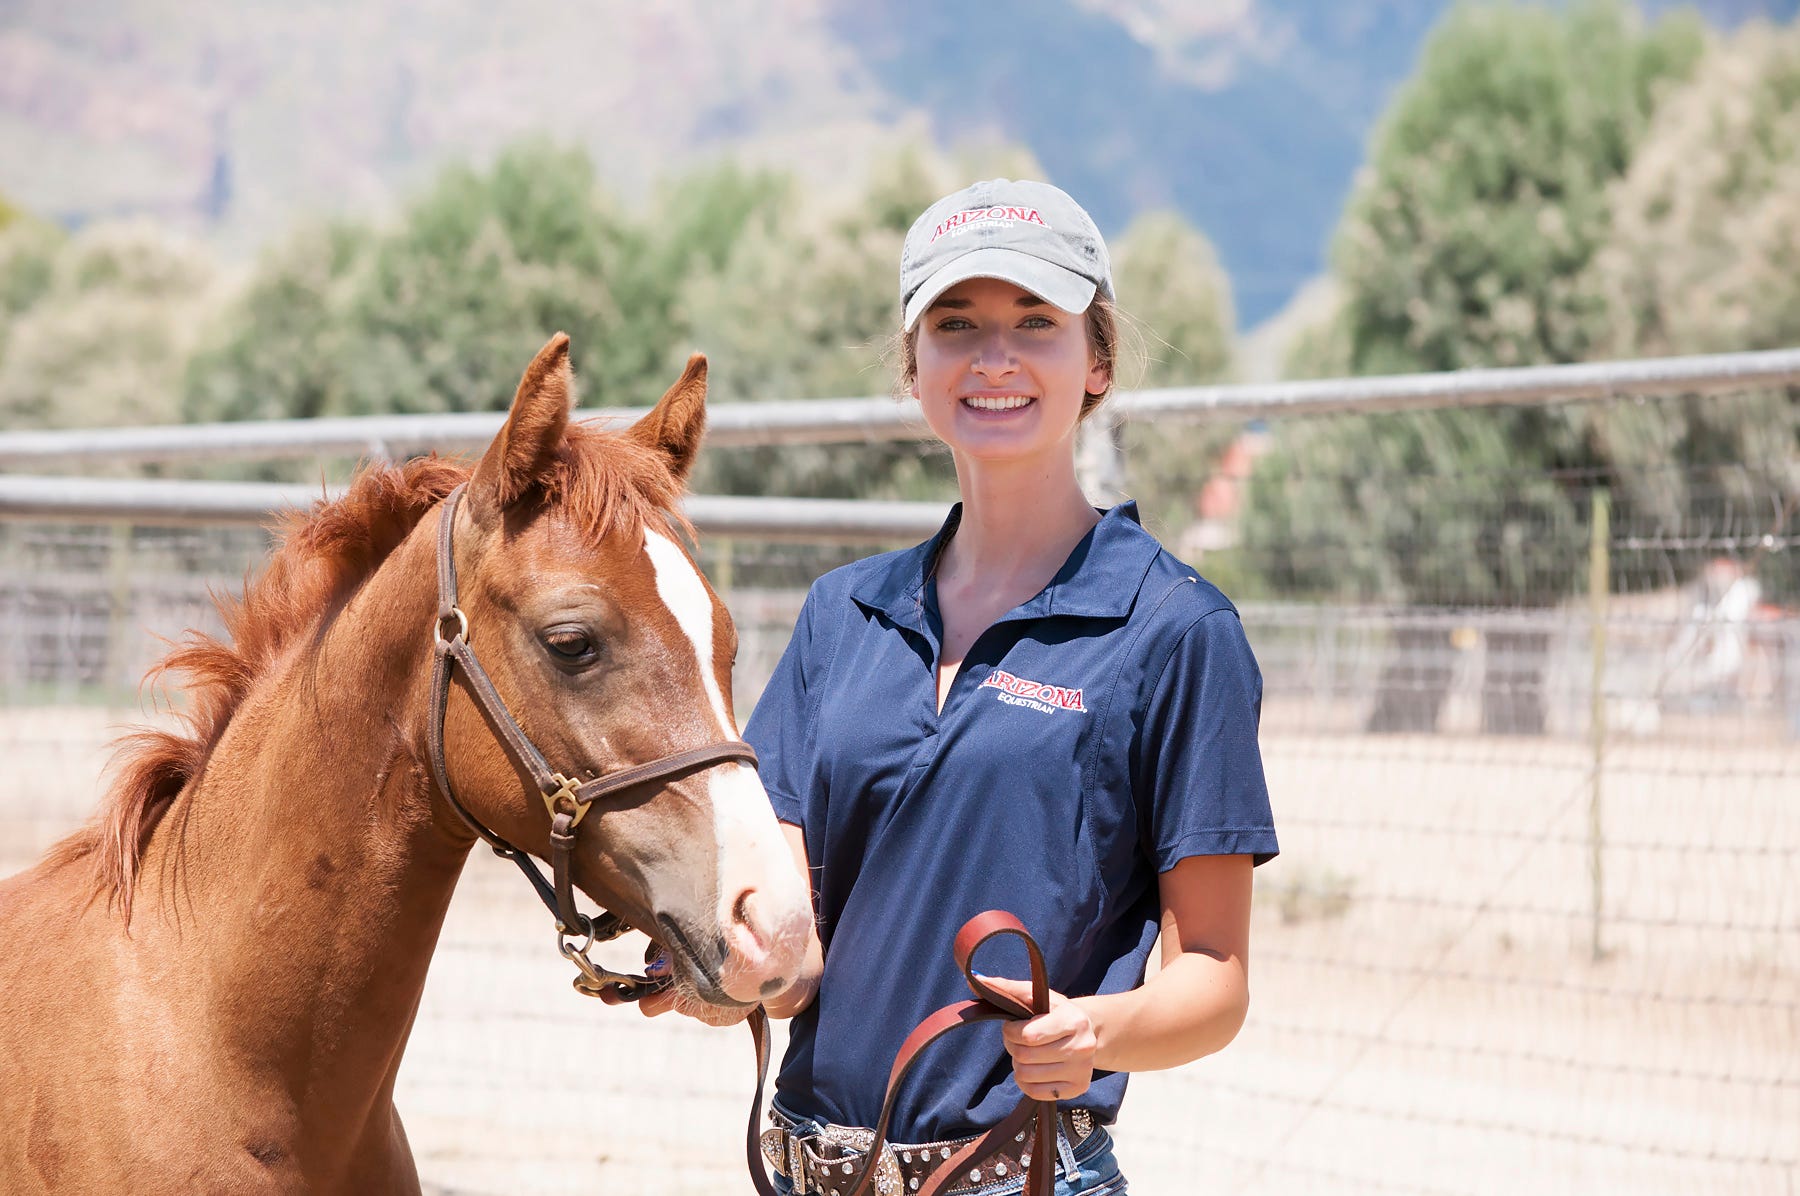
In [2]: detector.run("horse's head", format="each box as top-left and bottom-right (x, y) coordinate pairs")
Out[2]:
(435, 334), (810, 1013)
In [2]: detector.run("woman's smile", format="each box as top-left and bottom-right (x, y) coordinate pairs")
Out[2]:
(961, 392), (1037, 414)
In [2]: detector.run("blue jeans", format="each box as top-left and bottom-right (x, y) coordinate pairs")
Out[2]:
(768, 1114), (1128, 1195)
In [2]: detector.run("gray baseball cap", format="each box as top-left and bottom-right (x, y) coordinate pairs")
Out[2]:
(899, 179), (1113, 332)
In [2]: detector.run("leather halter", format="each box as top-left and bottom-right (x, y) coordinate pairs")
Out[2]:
(425, 482), (760, 1003)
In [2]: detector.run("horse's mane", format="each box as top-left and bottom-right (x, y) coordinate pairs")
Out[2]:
(47, 421), (687, 919)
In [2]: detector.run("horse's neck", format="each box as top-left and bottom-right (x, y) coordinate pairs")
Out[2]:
(134, 522), (467, 1147)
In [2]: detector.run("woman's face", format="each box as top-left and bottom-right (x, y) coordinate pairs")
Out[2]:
(911, 277), (1109, 469)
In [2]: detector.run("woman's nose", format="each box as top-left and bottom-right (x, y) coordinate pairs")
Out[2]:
(970, 333), (1018, 380)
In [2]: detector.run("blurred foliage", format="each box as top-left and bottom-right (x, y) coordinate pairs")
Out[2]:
(1110, 209), (1238, 540)
(0, 219), (222, 432)
(1593, 20), (1800, 360)
(175, 137), (1212, 503)
(1587, 20), (1800, 597)
(676, 145), (957, 501)
(1337, 0), (1705, 376)
(0, 219), (63, 323)
(1244, 0), (1718, 611)
(186, 139), (668, 422)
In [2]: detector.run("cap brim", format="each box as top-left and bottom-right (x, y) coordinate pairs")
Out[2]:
(902, 247), (1099, 331)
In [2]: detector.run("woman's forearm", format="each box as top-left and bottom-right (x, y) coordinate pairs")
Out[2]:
(1076, 949), (1249, 1073)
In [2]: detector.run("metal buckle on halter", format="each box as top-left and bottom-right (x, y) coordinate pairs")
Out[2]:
(542, 772), (589, 826)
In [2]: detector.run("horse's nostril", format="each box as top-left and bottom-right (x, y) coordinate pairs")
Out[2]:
(731, 888), (770, 954)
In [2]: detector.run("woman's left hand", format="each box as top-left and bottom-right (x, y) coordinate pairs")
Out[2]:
(977, 975), (1099, 1103)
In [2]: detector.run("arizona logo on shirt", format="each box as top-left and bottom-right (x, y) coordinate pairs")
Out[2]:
(978, 669), (1087, 715)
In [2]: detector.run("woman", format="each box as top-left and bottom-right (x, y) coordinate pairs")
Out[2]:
(647, 179), (1277, 1195)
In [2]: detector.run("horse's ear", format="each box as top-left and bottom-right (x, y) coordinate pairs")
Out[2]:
(470, 333), (574, 516)
(626, 353), (708, 485)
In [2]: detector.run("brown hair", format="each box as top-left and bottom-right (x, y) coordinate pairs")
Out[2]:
(892, 293), (1122, 421)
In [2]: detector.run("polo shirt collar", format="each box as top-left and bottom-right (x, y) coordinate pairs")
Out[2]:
(849, 500), (1162, 625)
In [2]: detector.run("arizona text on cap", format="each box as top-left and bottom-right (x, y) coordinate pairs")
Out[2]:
(900, 179), (1114, 332)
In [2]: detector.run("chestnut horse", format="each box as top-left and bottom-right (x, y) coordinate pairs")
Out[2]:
(0, 335), (811, 1194)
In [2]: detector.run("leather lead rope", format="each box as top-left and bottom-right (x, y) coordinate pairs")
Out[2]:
(846, 911), (1058, 1196)
(745, 912), (1057, 1196)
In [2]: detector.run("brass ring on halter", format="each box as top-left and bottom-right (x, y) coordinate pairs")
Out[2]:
(560, 931), (630, 997)
(558, 921), (598, 962)
(434, 606), (469, 647)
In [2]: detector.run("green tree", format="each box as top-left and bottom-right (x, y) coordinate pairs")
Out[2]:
(0, 220), (220, 432)
(1110, 210), (1238, 541)
(0, 218), (63, 326)
(1593, 20), (1800, 359)
(1586, 20), (1800, 598)
(187, 139), (690, 429)
(183, 222), (373, 423)
(1250, 0), (1709, 599)
(1241, 0), (1706, 732)
(1337, 0), (1704, 375)
(676, 144), (968, 502)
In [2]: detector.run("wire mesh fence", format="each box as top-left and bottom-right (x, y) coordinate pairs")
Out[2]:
(0, 383), (1795, 1194)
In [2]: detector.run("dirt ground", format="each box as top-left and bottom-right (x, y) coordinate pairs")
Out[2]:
(2, 707), (1794, 1195)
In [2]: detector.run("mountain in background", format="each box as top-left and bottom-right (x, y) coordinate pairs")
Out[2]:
(2, 0), (1794, 327)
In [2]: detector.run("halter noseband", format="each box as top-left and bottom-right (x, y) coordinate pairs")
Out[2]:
(425, 482), (760, 1003)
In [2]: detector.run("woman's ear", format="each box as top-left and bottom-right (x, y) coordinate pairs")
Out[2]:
(1086, 355), (1111, 398)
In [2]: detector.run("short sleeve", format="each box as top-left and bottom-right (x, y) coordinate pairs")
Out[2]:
(1133, 608), (1278, 870)
(743, 586), (826, 828)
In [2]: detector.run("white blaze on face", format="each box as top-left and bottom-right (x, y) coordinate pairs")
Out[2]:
(643, 529), (735, 734)
(641, 529), (803, 942)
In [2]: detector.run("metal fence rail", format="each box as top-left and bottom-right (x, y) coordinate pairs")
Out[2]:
(3, 347), (1798, 468)
(0, 475), (949, 542)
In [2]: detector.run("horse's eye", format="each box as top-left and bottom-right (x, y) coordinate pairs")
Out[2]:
(542, 627), (598, 665)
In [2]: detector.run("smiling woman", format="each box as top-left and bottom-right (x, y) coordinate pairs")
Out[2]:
(646, 179), (1280, 1196)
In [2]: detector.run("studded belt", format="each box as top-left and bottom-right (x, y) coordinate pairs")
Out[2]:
(763, 1107), (1099, 1196)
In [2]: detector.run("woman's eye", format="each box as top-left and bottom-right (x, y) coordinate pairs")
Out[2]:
(543, 629), (598, 663)
(935, 316), (974, 332)
(1020, 315), (1055, 330)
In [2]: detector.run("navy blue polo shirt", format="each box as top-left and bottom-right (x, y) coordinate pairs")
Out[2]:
(744, 501), (1277, 1142)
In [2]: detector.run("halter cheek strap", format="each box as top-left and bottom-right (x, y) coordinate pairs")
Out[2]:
(425, 482), (758, 1000)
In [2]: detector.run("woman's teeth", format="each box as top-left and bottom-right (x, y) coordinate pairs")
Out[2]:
(963, 396), (1033, 411)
